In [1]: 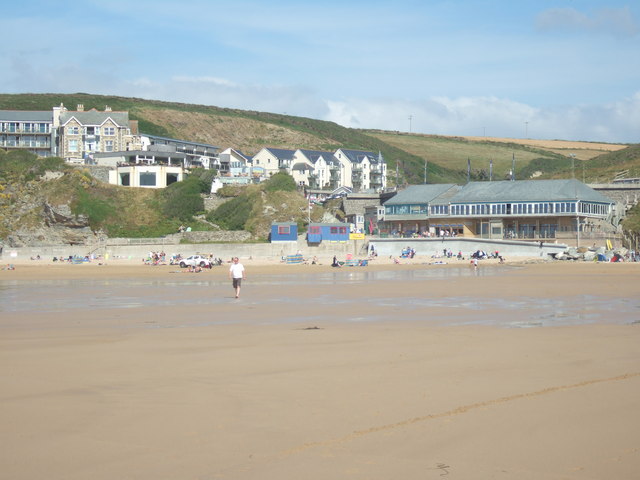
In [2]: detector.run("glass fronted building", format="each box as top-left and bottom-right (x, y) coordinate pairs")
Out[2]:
(380, 179), (614, 241)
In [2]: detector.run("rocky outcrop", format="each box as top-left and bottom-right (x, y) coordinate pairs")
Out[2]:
(5, 202), (100, 248)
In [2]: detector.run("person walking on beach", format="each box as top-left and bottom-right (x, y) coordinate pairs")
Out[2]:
(229, 257), (246, 298)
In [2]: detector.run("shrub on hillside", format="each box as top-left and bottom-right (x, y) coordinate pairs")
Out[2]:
(0, 150), (67, 182)
(263, 172), (297, 192)
(207, 193), (255, 230)
(72, 187), (114, 229)
(161, 175), (206, 220)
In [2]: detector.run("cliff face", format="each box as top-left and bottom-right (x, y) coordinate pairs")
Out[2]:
(7, 204), (99, 248)
(0, 174), (100, 247)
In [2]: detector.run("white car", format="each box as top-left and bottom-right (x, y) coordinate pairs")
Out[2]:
(179, 255), (211, 268)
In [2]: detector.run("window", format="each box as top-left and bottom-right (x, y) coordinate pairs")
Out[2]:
(278, 225), (290, 235)
(339, 227), (347, 234)
(68, 140), (78, 152)
(105, 140), (114, 152)
(67, 126), (79, 135)
(103, 127), (115, 136)
(139, 172), (156, 186)
(330, 227), (338, 234)
(309, 226), (320, 234)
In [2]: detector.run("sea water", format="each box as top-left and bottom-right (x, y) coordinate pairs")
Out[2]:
(1, 266), (637, 328)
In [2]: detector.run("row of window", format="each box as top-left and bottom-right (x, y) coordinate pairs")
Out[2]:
(67, 140), (114, 153)
(0, 135), (51, 147)
(0, 122), (50, 133)
(308, 226), (348, 235)
(66, 126), (116, 136)
(387, 201), (609, 217)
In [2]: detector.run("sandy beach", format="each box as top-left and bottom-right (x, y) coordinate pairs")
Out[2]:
(1, 258), (639, 479)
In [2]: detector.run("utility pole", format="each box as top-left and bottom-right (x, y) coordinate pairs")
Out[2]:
(511, 153), (515, 181)
(570, 154), (579, 247)
(395, 162), (399, 190)
(424, 159), (427, 184)
(408, 115), (412, 133)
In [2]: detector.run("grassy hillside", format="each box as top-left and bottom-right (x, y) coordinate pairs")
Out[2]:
(2, 93), (640, 243)
(0, 93), (457, 184)
(367, 131), (631, 183)
(0, 92), (636, 184)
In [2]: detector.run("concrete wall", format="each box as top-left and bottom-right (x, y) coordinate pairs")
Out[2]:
(1, 236), (565, 263)
(371, 237), (567, 259)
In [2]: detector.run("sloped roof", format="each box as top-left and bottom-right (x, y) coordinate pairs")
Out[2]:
(60, 109), (130, 127)
(263, 148), (296, 160)
(338, 148), (378, 164)
(291, 162), (310, 171)
(0, 110), (53, 121)
(384, 184), (459, 205)
(449, 179), (613, 204)
(220, 148), (251, 161)
(145, 134), (219, 150)
(298, 149), (336, 164)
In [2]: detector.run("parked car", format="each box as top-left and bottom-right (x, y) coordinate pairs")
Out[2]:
(179, 255), (211, 268)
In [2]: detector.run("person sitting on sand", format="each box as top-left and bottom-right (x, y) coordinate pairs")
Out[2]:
(331, 256), (341, 267)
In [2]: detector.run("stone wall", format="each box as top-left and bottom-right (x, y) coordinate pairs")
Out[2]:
(84, 165), (112, 184)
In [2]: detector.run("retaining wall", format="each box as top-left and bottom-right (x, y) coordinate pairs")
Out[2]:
(1, 236), (566, 262)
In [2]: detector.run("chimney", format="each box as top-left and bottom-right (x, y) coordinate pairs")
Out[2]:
(105, 105), (112, 112)
(77, 104), (84, 111)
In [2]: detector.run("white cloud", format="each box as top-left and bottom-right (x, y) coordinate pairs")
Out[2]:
(115, 76), (329, 117)
(325, 94), (640, 144)
(536, 7), (639, 37)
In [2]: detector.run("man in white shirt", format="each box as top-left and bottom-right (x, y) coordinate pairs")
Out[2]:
(228, 257), (246, 298)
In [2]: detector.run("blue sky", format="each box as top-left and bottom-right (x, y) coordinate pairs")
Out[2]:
(2, 0), (639, 143)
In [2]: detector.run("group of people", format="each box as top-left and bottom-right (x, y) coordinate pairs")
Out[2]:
(52, 255), (93, 263)
(401, 246), (416, 258)
(146, 251), (167, 265)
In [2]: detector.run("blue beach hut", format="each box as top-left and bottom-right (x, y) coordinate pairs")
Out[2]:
(306, 222), (350, 244)
(270, 222), (298, 242)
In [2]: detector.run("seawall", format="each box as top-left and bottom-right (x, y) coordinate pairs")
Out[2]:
(1, 237), (567, 262)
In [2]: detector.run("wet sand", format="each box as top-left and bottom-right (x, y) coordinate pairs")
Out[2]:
(1, 259), (639, 479)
